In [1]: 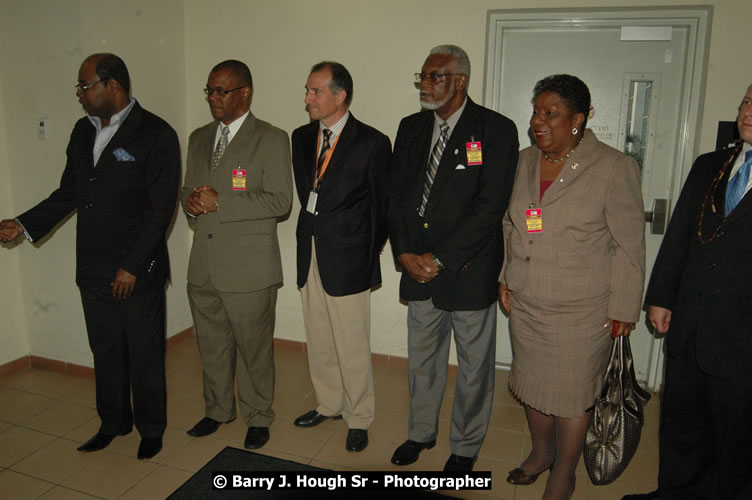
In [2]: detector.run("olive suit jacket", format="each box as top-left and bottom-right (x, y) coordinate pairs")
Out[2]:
(181, 112), (292, 292)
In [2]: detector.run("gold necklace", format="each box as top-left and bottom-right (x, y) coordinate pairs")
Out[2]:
(542, 136), (583, 163)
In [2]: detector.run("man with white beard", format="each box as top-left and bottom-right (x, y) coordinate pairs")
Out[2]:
(387, 44), (518, 471)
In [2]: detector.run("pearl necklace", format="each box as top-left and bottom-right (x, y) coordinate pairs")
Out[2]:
(542, 136), (583, 163)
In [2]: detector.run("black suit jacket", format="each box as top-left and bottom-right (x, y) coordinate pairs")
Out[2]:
(388, 98), (518, 310)
(291, 114), (391, 297)
(645, 144), (752, 380)
(17, 101), (181, 294)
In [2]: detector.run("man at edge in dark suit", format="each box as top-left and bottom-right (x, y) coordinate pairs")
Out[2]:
(291, 61), (391, 452)
(388, 45), (518, 471)
(623, 85), (752, 500)
(0, 53), (180, 460)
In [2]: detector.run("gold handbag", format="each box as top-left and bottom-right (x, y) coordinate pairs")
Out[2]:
(584, 336), (651, 485)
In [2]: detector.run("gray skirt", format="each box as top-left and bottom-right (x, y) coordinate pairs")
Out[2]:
(508, 292), (612, 418)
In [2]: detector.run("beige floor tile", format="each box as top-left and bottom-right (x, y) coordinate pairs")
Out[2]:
(488, 403), (526, 433)
(64, 416), (101, 444)
(0, 368), (64, 391)
(0, 338), (660, 499)
(312, 426), (395, 471)
(478, 428), (525, 463)
(161, 436), (236, 472)
(23, 401), (98, 436)
(37, 485), (101, 499)
(119, 465), (193, 500)
(0, 426), (57, 468)
(145, 426), (194, 463)
(0, 469), (55, 499)
(473, 456), (518, 500)
(308, 459), (354, 471)
(0, 385), (21, 403)
(10, 437), (99, 483)
(61, 451), (158, 498)
(25, 373), (95, 405)
(373, 381), (411, 413)
(0, 391), (58, 424)
(263, 414), (337, 458)
(589, 477), (655, 499)
(165, 396), (206, 431)
(613, 449), (659, 487)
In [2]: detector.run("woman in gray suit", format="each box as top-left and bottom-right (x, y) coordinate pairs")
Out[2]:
(499, 75), (645, 499)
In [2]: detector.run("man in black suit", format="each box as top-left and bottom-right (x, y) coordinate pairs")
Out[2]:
(388, 45), (518, 471)
(291, 61), (391, 452)
(623, 86), (752, 500)
(0, 53), (179, 460)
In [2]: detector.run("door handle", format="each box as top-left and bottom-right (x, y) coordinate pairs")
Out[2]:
(644, 198), (668, 234)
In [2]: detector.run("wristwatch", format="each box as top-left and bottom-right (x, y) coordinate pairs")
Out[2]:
(432, 253), (445, 271)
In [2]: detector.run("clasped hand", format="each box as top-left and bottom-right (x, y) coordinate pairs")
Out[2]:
(185, 186), (218, 215)
(398, 252), (439, 284)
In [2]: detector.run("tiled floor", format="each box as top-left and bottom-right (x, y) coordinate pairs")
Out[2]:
(0, 338), (659, 499)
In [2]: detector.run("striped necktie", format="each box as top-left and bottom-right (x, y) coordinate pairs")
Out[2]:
(418, 121), (449, 217)
(212, 125), (230, 172)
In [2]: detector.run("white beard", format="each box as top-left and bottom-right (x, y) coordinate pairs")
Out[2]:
(420, 87), (455, 111)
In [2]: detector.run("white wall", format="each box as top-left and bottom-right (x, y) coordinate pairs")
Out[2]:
(0, 0), (189, 366)
(1, 0), (750, 367)
(0, 66), (30, 364)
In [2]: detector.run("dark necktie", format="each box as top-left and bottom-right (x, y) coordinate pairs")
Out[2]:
(316, 129), (332, 181)
(212, 125), (230, 172)
(725, 150), (752, 216)
(418, 121), (449, 217)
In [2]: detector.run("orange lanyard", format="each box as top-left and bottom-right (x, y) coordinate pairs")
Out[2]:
(314, 131), (341, 188)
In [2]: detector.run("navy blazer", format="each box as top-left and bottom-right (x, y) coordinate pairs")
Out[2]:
(645, 144), (752, 381)
(291, 114), (391, 297)
(18, 101), (181, 294)
(388, 98), (519, 310)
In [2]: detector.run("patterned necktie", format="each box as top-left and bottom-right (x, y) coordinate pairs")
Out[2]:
(725, 150), (752, 216)
(316, 129), (332, 181)
(212, 125), (230, 171)
(418, 121), (449, 217)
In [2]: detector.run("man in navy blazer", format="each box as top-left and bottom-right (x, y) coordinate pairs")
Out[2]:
(624, 85), (752, 500)
(0, 54), (179, 460)
(388, 45), (518, 471)
(290, 61), (390, 452)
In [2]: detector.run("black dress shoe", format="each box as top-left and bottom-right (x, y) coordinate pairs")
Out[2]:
(346, 429), (368, 452)
(390, 439), (436, 465)
(137, 438), (163, 460)
(76, 429), (130, 452)
(443, 454), (477, 472)
(187, 417), (233, 437)
(294, 410), (343, 427)
(622, 492), (661, 500)
(506, 464), (552, 485)
(244, 427), (270, 449)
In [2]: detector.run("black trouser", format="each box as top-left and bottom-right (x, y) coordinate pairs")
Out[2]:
(658, 338), (752, 500)
(79, 285), (167, 439)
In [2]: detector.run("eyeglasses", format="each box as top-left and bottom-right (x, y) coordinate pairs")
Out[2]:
(75, 79), (106, 92)
(413, 72), (462, 88)
(204, 87), (245, 97)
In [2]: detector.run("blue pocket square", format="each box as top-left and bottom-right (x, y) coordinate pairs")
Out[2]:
(113, 147), (135, 162)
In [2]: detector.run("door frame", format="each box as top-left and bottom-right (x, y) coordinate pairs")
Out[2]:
(483, 7), (712, 391)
